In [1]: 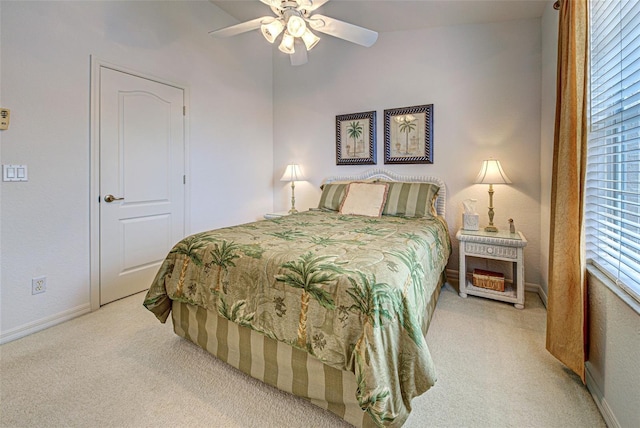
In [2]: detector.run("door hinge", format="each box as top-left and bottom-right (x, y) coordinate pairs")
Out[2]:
(183, 106), (186, 116)
(183, 175), (186, 184)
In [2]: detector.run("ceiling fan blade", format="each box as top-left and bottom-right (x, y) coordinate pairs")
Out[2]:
(259, 0), (281, 8)
(306, 0), (331, 12)
(308, 14), (378, 47)
(209, 17), (273, 38)
(290, 39), (308, 66)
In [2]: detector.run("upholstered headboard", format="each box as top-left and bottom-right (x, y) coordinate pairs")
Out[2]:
(322, 168), (447, 217)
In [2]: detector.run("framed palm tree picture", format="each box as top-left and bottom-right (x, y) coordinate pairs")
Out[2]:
(384, 104), (433, 164)
(336, 111), (376, 165)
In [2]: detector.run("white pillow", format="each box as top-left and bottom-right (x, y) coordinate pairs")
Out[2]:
(339, 182), (389, 217)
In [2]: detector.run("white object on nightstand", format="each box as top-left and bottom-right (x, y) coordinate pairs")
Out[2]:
(462, 213), (479, 231)
(462, 199), (479, 231)
(456, 228), (527, 309)
(264, 211), (290, 219)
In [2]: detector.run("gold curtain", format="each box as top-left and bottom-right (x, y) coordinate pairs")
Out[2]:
(546, 0), (589, 382)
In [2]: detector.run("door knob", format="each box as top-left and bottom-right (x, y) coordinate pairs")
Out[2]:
(104, 194), (124, 203)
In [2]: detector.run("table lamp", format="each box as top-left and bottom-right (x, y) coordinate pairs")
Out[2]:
(475, 159), (511, 232)
(280, 163), (304, 214)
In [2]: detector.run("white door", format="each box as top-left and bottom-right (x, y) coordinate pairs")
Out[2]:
(99, 67), (185, 305)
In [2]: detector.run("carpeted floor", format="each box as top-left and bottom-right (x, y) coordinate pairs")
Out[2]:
(0, 285), (605, 428)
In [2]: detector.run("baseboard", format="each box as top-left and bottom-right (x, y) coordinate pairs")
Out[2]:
(526, 282), (548, 308)
(0, 303), (91, 345)
(446, 268), (459, 284)
(445, 269), (546, 306)
(586, 362), (621, 428)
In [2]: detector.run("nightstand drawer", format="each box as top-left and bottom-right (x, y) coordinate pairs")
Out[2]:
(464, 242), (518, 259)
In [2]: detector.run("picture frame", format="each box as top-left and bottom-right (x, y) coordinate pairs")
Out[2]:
(336, 111), (376, 165)
(384, 104), (433, 164)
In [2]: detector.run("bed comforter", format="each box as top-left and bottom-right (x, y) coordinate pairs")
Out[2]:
(144, 210), (451, 426)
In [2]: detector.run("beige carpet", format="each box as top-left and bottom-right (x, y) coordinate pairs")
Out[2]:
(0, 285), (604, 428)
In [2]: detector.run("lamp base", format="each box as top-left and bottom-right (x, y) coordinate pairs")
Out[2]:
(484, 225), (498, 232)
(288, 181), (298, 215)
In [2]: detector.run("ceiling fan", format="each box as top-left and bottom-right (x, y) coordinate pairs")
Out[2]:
(209, 0), (378, 66)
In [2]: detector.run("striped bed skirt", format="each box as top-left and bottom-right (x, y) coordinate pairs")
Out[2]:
(171, 278), (443, 427)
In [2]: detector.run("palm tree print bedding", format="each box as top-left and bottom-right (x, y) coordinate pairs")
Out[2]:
(144, 210), (451, 426)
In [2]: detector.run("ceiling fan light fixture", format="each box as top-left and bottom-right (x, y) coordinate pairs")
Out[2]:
(301, 29), (320, 50)
(209, 0), (379, 66)
(261, 19), (285, 43)
(286, 14), (307, 38)
(279, 32), (296, 54)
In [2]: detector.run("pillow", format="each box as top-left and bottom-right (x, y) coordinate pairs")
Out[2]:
(339, 182), (389, 217)
(318, 183), (348, 211)
(381, 182), (440, 218)
(319, 178), (378, 191)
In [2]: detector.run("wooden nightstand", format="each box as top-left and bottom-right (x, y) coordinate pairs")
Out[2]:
(263, 211), (290, 220)
(456, 228), (528, 309)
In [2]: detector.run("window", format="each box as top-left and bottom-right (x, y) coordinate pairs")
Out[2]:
(586, 0), (640, 304)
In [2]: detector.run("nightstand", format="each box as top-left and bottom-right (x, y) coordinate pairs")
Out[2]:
(263, 211), (290, 220)
(456, 228), (528, 309)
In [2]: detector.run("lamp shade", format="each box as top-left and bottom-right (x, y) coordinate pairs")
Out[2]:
(475, 159), (512, 185)
(286, 15), (307, 38)
(278, 32), (295, 54)
(261, 19), (285, 44)
(280, 164), (304, 182)
(301, 29), (320, 51)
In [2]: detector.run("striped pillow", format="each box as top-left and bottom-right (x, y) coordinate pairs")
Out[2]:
(381, 182), (440, 218)
(318, 183), (348, 211)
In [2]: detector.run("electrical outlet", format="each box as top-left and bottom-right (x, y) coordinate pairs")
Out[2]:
(32, 276), (46, 295)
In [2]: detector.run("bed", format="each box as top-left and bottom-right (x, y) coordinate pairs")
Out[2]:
(143, 169), (451, 427)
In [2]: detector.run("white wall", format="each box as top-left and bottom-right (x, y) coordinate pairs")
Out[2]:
(586, 270), (640, 428)
(273, 18), (543, 286)
(0, 1), (273, 341)
(0, 1), (3, 338)
(539, 0), (558, 302)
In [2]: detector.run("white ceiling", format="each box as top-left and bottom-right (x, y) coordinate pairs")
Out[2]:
(209, 0), (549, 33)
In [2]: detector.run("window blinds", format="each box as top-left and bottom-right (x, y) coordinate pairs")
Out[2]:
(586, 0), (640, 303)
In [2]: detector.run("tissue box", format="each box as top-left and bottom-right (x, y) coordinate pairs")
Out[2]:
(462, 213), (479, 231)
(472, 269), (505, 292)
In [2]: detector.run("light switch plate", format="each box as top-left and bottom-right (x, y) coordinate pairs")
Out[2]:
(3, 164), (28, 182)
(0, 108), (10, 130)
